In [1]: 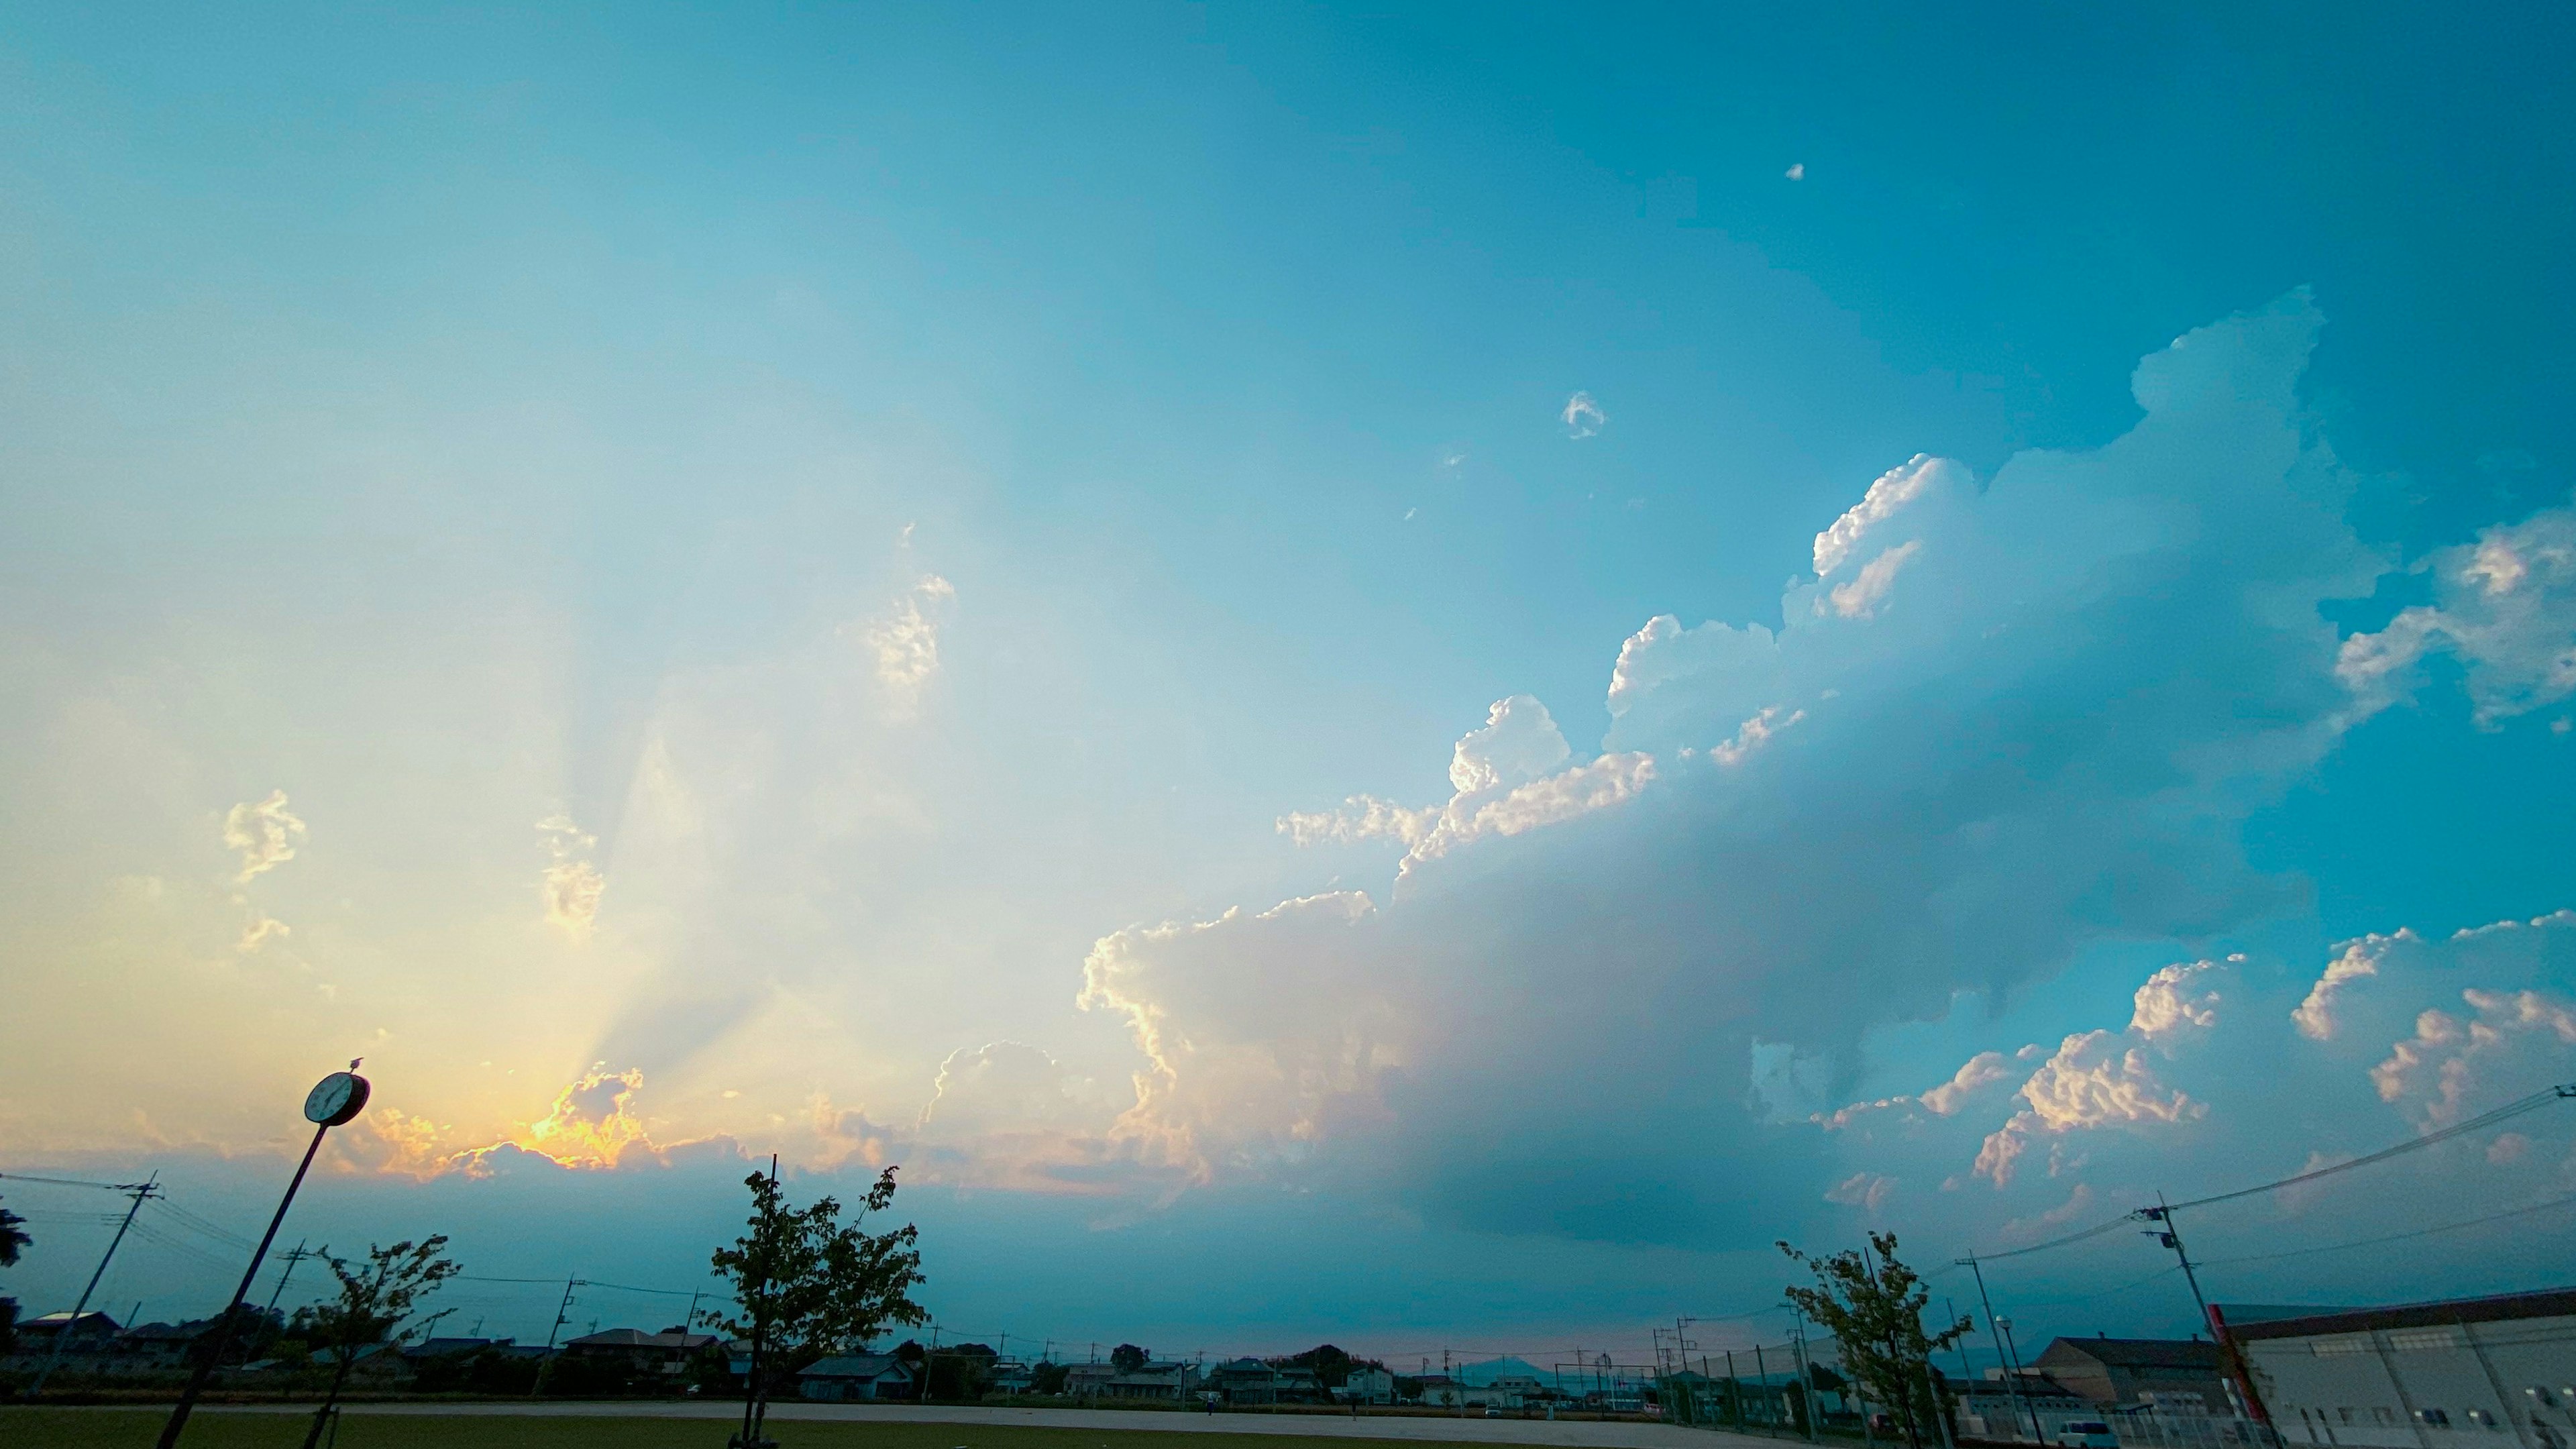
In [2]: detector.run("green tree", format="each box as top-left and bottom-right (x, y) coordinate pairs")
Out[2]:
(706, 1165), (926, 1444)
(299, 1238), (461, 1449)
(0, 1195), (25, 1355)
(1110, 1343), (1148, 1374)
(1780, 1232), (1970, 1449)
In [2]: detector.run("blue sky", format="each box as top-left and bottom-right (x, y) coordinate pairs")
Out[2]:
(3, 2), (2575, 1368)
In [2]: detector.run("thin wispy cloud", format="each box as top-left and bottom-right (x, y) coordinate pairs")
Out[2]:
(857, 574), (957, 708)
(221, 789), (305, 883)
(1561, 390), (1606, 439)
(536, 814), (606, 938)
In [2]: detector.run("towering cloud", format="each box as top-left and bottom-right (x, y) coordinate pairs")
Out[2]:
(1079, 294), (2429, 1243)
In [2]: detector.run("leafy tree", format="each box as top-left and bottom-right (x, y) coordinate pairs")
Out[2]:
(299, 1238), (462, 1449)
(1780, 1232), (1970, 1449)
(706, 1165), (926, 1443)
(1110, 1343), (1148, 1374)
(0, 1195), (25, 1356)
(1032, 1360), (1071, 1395)
(1275, 1343), (1361, 1389)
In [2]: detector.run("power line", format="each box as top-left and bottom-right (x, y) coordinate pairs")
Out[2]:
(2166, 1083), (2576, 1212)
(0, 1172), (150, 1192)
(1959, 1079), (2576, 1263)
(2200, 1189), (2576, 1267)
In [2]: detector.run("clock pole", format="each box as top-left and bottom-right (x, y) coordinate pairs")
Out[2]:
(157, 1062), (370, 1448)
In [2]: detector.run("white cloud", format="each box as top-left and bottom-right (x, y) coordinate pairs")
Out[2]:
(2292, 930), (2403, 1040)
(857, 574), (957, 707)
(1810, 453), (1953, 576)
(2339, 501), (2576, 725)
(237, 912), (291, 953)
(1822, 539), (1922, 619)
(1562, 391), (1607, 439)
(1972, 1019), (2208, 1188)
(1281, 695), (1654, 875)
(1276, 794), (1442, 849)
(1921, 1051), (2017, 1116)
(222, 789), (306, 882)
(919, 1040), (1104, 1136)
(536, 814), (606, 938)
(1448, 694), (1572, 794)
(1062, 294), (2540, 1242)
(1825, 1171), (1892, 1212)
(2131, 958), (2228, 1044)
(1785, 162), (1806, 181)
(1709, 705), (1803, 765)
(2371, 985), (2576, 1124)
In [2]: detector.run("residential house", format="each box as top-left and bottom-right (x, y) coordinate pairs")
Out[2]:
(1955, 1368), (2097, 1442)
(103, 1320), (216, 1375)
(799, 1353), (916, 1401)
(1474, 1373), (1546, 1409)
(3, 1310), (122, 1370)
(1415, 1374), (1465, 1409)
(1063, 1362), (1118, 1397)
(1104, 1360), (1201, 1401)
(1336, 1368), (1395, 1406)
(1210, 1358), (1281, 1404)
(986, 1360), (1035, 1396)
(2035, 1334), (2232, 1415)
(2220, 1288), (2576, 1448)
(561, 1328), (720, 1379)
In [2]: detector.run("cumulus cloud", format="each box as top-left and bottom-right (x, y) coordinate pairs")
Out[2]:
(2339, 500), (2576, 725)
(1083, 294), (2429, 1242)
(1277, 795), (1442, 849)
(1974, 1022), (2207, 1187)
(2131, 959), (2227, 1044)
(1562, 391), (1607, 439)
(536, 814), (606, 937)
(857, 574), (957, 707)
(1281, 696), (1654, 876)
(1825, 1171), (1894, 1212)
(222, 789), (306, 882)
(1921, 1051), (2019, 1116)
(513, 1063), (655, 1169)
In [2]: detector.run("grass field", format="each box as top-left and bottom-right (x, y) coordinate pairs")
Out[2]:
(0, 1411), (1438, 1449)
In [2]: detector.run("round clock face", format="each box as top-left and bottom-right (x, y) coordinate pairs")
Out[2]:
(304, 1071), (372, 1126)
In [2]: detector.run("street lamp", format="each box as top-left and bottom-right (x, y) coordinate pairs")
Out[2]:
(156, 1063), (372, 1448)
(1995, 1317), (2040, 1444)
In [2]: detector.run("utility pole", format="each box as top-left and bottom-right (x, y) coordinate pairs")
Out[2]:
(29, 1174), (159, 1400)
(2138, 1193), (2269, 1426)
(1957, 1254), (2033, 1444)
(533, 1275), (582, 1396)
(1944, 1296), (1975, 1448)
(1788, 1313), (1821, 1444)
(1997, 1316), (2038, 1444)
(263, 1242), (313, 1315)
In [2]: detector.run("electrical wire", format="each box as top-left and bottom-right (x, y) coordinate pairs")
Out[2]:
(0, 1172), (146, 1191)
(2198, 1189), (2576, 1267)
(150, 1199), (257, 1252)
(1958, 1079), (2576, 1263)
(2165, 1083), (2576, 1211)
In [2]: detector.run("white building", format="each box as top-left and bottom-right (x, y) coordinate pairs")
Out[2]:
(2222, 1289), (2576, 1449)
(1336, 1368), (1395, 1405)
